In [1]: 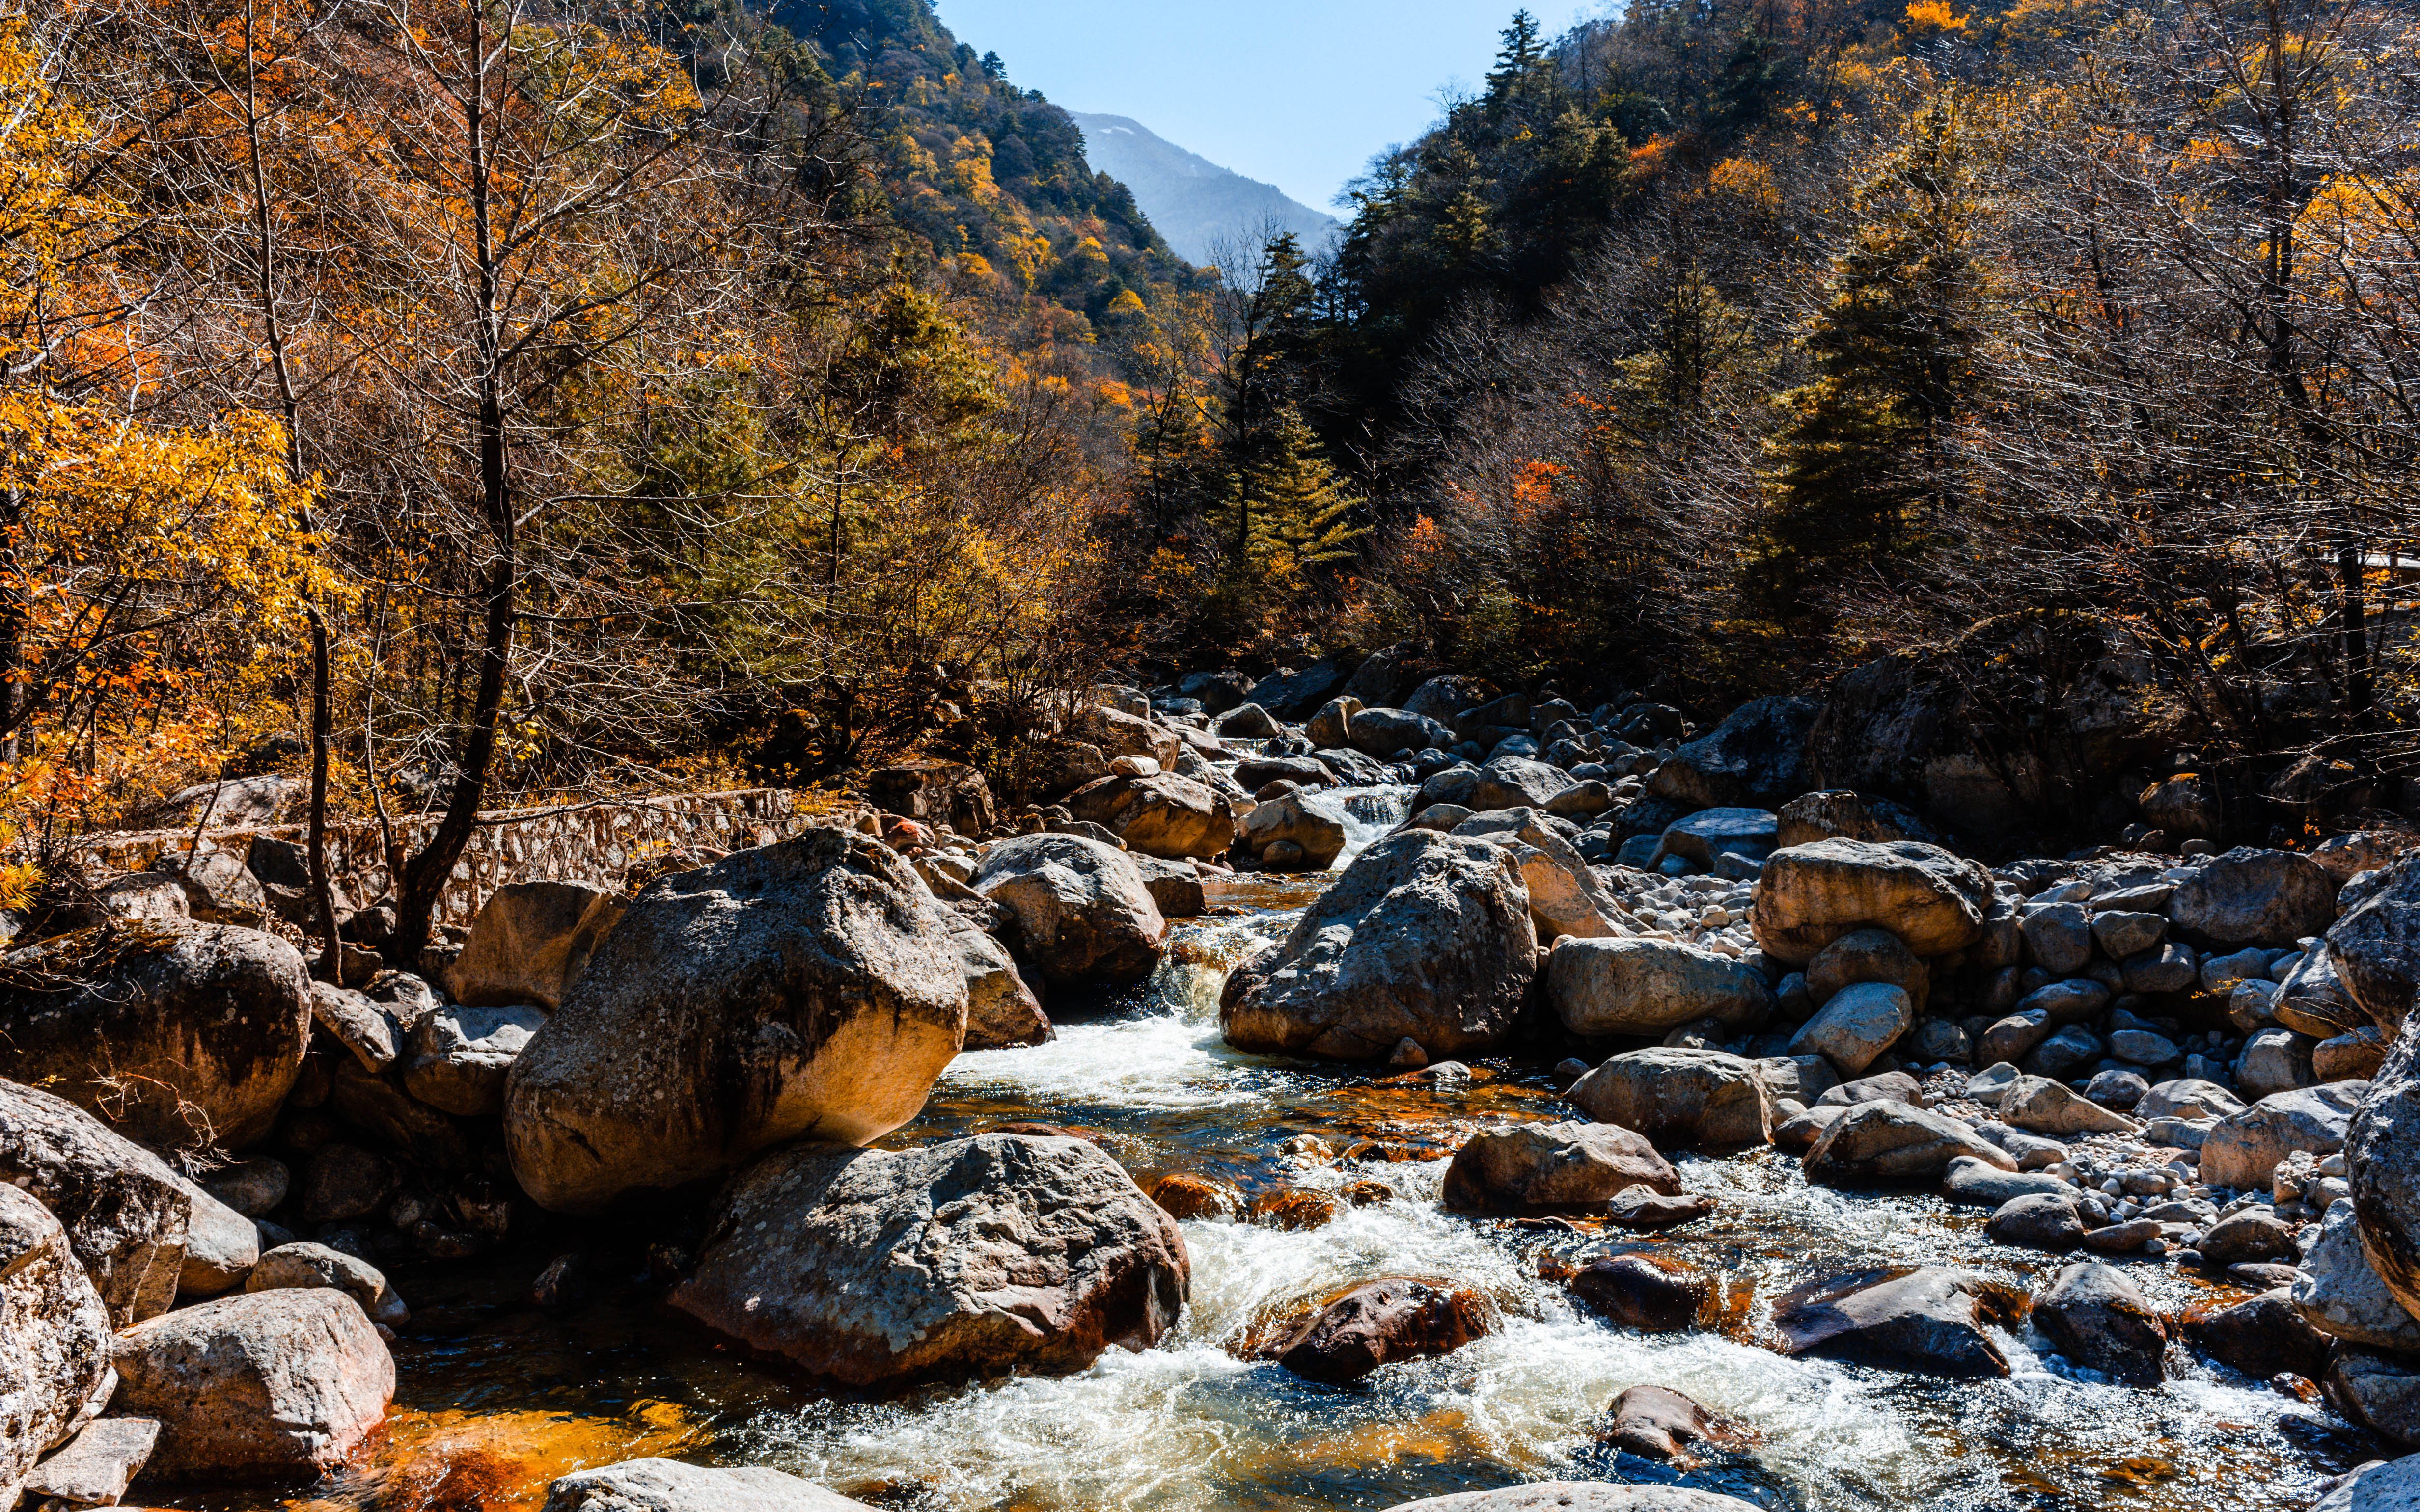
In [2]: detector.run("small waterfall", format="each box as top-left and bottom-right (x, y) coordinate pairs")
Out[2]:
(1325, 783), (1416, 868)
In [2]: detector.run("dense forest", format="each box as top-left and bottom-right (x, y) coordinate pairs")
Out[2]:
(7, 0), (2419, 939)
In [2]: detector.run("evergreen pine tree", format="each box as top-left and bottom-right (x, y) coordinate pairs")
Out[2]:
(1234, 406), (1367, 589)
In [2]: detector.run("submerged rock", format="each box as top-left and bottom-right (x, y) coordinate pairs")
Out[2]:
(1568, 1252), (1710, 1333)
(1221, 831), (1536, 1062)
(2184, 1288), (2331, 1382)
(669, 1134), (1188, 1388)
(506, 832), (969, 1215)
(1599, 1383), (1750, 1464)
(1265, 1278), (1494, 1385)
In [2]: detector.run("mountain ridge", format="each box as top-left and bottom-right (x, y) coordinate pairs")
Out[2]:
(1069, 112), (1338, 268)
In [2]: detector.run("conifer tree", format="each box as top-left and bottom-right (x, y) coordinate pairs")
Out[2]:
(1233, 406), (1366, 588)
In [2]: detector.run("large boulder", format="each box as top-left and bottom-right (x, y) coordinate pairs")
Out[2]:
(1249, 657), (1357, 721)
(2032, 1262), (2166, 1386)
(1775, 790), (1940, 849)
(1348, 707), (1453, 759)
(2331, 855), (2420, 1031)
(2351, 1026), (2420, 1323)
(1453, 810), (1635, 941)
(0, 1079), (190, 1326)
(1221, 831), (1535, 1062)
(1804, 1101), (2014, 1185)
(669, 1134), (1187, 1388)
(975, 833), (1168, 986)
(2169, 848), (2338, 948)
(542, 1459), (877, 1511)
(111, 1289), (393, 1482)
(2296, 1198), (2420, 1350)
(1064, 772), (1236, 861)
(1469, 756), (1577, 812)
(1772, 1266), (2026, 1377)
(954, 924), (1052, 1050)
(1750, 839), (1993, 965)
(1544, 937), (1774, 1039)
(506, 832), (969, 1215)
(0, 921), (312, 1150)
(1654, 808), (1779, 871)
(402, 1003), (545, 1118)
(1265, 1278), (1493, 1384)
(1240, 790), (1351, 869)
(2202, 1081), (2366, 1189)
(1787, 982), (1913, 1076)
(1440, 1120), (1681, 1214)
(0, 1184), (115, 1510)
(444, 880), (625, 1011)
(1647, 696), (1818, 810)
(1567, 1049), (1774, 1151)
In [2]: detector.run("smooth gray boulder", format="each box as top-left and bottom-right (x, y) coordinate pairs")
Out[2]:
(542, 1458), (878, 1511)
(1804, 1101), (2013, 1185)
(1221, 830), (1535, 1062)
(670, 1134), (1187, 1388)
(1567, 1049), (1775, 1151)
(1545, 937), (1773, 1039)
(507, 832), (969, 1215)
(21, 1417), (160, 1509)
(2332, 856), (2420, 1030)
(1441, 1120), (1681, 1214)
(1772, 1265), (2025, 1377)
(2203, 1081), (2366, 1189)
(2170, 847), (2337, 947)
(976, 832), (1168, 985)
(403, 1003), (546, 1117)
(1787, 981), (1913, 1076)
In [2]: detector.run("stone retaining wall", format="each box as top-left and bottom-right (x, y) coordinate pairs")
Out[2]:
(66, 788), (850, 926)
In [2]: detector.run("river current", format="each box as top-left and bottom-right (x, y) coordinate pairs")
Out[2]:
(184, 787), (2379, 1512)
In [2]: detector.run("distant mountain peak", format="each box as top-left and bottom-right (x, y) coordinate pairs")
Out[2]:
(1070, 112), (1337, 267)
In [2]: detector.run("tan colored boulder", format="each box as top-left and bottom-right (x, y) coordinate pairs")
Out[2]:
(1241, 790), (1351, 869)
(1065, 771), (1237, 860)
(506, 832), (968, 1215)
(1545, 937), (1772, 1039)
(0, 921), (312, 1151)
(670, 1134), (1188, 1387)
(1440, 1120), (1680, 1213)
(0, 1184), (116, 1510)
(1750, 839), (1992, 966)
(1804, 1101), (2013, 1185)
(110, 1288), (394, 1482)
(954, 923), (1052, 1050)
(445, 880), (625, 1011)
(1567, 1049), (1774, 1151)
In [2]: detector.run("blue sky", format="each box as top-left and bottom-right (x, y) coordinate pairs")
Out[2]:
(932, 1), (1604, 214)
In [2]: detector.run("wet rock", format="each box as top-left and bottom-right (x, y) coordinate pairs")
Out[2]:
(1066, 772), (1237, 860)
(1804, 1101), (2013, 1185)
(22, 1416), (159, 1508)
(1266, 1278), (1494, 1385)
(1605, 1188), (1716, 1228)
(111, 1288), (394, 1482)
(670, 1134), (1188, 1387)
(1751, 839), (1993, 965)
(245, 1241), (409, 1327)
(508, 833), (970, 1215)
(1566, 1049), (1774, 1151)
(1600, 1384), (1748, 1463)
(1805, 927), (1929, 1011)
(2294, 1199), (2420, 1350)
(0, 1078), (191, 1326)
(2080, 1218), (2167, 1254)
(2139, 1079), (2245, 1121)
(1382, 1486), (1761, 1512)
(1787, 982), (1914, 1076)
(541, 1458), (879, 1511)
(1568, 1253), (1709, 1332)
(1774, 1103), (1848, 1152)
(2329, 1349), (2420, 1446)
(444, 880), (625, 1011)
(2200, 1211), (2299, 1269)
(0, 921), (312, 1151)
(2170, 848), (2338, 947)
(2311, 1455), (2420, 1512)
(1941, 1156), (2072, 1208)
(955, 924), (1052, 1051)
(1147, 1173), (1239, 1221)
(1221, 831), (1535, 1062)
(1130, 854), (1208, 919)
(2203, 1082), (2365, 1189)
(978, 832), (1168, 986)
(1545, 938), (1774, 1039)
(1999, 1076), (2139, 1136)
(2329, 855), (2420, 1030)
(1441, 1120), (1680, 1214)
(1772, 1265), (2025, 1377)
(2034, 1261), (2167, 1385)
(2184, 1289), (2331, 1381)
(1247, 1188), (1341, 1231)
(0, 1184), (115, 1509)
(1986, 1192), (2086, 1249)
(402, 1003), (544, 1117)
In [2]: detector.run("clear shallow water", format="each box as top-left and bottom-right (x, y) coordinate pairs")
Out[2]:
(178, 851), (2380, 1512)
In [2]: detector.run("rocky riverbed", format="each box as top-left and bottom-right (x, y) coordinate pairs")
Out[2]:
(10, 656), (2420, 1512)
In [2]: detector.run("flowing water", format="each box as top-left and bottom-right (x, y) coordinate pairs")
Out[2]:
(181, 792), (2380, 1512)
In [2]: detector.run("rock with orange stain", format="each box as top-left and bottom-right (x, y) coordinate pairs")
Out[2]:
(1265, 1278), (1496, 1385)
(1247, 1188), (1340, 1231)
(1599, 1384), (1753, 1464)
(1149, 1173), (1239, 1220)
(1440, 1121), (1680, 1215)
(1568, 1252), (1709, 1332)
